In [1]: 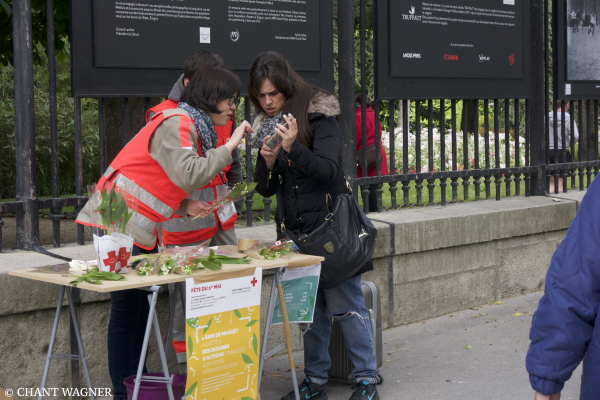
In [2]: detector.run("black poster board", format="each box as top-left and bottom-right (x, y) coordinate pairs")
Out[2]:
(556, 0), (600, 99)
(70, 0), (333, 97)
(375, 0), (530, 99)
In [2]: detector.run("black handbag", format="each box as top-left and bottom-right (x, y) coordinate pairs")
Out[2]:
(356, 144), (378, 170)
(277, 185), (377, 289)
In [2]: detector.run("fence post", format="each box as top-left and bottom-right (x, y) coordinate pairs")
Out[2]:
(529, 0), (546, 195)
(13, 0), (41, 250)
(338, 0), (357, 190)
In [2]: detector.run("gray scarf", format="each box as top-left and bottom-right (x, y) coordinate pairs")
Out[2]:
(177, 102), (217, 157)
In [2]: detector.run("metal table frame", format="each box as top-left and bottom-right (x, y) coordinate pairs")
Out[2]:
(39, 285), (175, 400)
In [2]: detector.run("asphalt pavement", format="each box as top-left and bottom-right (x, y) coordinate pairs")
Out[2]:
(258, 291), (583, 400)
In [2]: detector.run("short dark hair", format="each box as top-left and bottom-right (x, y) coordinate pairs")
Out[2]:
(180, 65), (241, 114)
(183, 50), (226, 81)
(355, 93), (372, 108)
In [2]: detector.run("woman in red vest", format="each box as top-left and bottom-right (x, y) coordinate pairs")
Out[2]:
(76, 64), (251, 400)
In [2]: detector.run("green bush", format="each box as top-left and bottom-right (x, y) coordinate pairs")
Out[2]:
(0, 55), (100, 199)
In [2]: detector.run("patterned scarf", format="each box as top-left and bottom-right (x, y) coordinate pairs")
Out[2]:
(178, 102), (217, 157)
(249, 111), (283, 149)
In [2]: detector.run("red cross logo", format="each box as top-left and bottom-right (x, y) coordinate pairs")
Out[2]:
(103, 251), (119, 272)
(250, 277), (258, 287)
(118, 247), (131, 271)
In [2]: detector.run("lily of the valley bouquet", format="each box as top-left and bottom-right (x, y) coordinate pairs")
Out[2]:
(132, 244), (251, 276)
(88, 181), (140, 274)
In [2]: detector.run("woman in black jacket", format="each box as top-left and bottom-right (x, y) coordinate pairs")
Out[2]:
(250, 51), (379, 400)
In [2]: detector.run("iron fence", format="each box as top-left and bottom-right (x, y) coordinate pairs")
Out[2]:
(1, 0), (600, 255)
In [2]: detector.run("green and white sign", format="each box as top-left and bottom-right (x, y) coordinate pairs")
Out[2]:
(271, 263), (321, 325)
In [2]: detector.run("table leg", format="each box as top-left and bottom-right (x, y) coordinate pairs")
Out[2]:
(275, 270), (301, 400)
(66, 287), (95, 400)
(151, 303), (174, 400)
(39, 286), (66, 400)
(39, 286), (96, 400)
(132, 286), (174, 400)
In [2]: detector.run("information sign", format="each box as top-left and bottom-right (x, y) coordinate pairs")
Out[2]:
(375, 0), (530, 99)
(70, 0), (334, 97)
(271, 263), (321, 325)
(92, 0), (320, 71)
(184, 268), (262, 400)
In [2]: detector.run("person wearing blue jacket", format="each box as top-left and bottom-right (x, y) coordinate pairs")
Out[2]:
(526, 176), (600, 400)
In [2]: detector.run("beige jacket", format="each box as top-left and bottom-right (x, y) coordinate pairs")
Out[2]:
(77, 108), (233, 248)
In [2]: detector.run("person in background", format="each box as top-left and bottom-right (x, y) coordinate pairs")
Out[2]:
(526, 176), (600, 400)
(355, 93), (389, 212)
(76, 64), (251, 400)
(145, 50), (243, 368)
(250, 51), (380, 400)
(589, 13), (596, 35)
(547, 100), (578, 193)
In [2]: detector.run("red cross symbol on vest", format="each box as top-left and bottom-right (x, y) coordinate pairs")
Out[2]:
(103, 251), (119, 272)
(250, 277), (258, 287)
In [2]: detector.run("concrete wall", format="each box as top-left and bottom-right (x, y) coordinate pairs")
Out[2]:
(0, 193), (585, 398)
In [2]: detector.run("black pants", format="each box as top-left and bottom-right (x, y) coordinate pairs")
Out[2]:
(548, 149), (572, 164)
(361, 184), (379, 212)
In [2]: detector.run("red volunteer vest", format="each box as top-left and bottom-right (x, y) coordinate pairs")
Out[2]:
(78, 111), (195, 249)
(148, 100), (238, 245)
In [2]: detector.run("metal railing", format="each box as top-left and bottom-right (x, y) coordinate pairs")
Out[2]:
(1, 0), (599, 254)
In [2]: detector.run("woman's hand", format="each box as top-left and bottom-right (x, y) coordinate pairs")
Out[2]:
(186, 200), (212, 218)
(277, 113), (298, 152)
(226, 121), (253, 153)
(260, 137), (282, 170)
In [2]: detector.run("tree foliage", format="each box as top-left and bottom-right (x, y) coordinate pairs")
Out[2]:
(0, 0), (70, 66)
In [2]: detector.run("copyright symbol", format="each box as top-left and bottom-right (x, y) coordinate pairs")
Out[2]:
(5, 388), (13, 397)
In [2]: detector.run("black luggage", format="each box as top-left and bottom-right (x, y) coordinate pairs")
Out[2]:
(327, 280), (383, 383)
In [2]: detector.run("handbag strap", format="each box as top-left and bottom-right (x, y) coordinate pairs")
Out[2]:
(275, 185), (286, 233)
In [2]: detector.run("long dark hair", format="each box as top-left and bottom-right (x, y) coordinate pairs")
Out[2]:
(248, 51), (328, 148)
(180, 65), (240, 114)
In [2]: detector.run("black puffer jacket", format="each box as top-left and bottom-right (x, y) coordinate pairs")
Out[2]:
(254, 92), (373, 276)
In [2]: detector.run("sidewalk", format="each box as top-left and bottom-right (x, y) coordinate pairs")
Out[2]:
(259, 292), (582, 400)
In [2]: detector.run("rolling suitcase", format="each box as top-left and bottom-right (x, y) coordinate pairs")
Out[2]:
(327, 280), (384, 383)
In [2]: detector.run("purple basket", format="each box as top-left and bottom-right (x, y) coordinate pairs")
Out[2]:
(123, 373), (186, 400)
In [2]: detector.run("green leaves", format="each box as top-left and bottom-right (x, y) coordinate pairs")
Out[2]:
(246, 320), (258, 327)
(186, 318), (199, 329)
(234, 309), (242, 318)
(204, 318), (212, 334)
(241, 353), (254, 365)
(68, 270), (126, 286)
(252, 333), (258, 356)
(95, 185), (135, 234)
(0, 1), (11, 17)
(184, 381), (197, 398)
(187, 335), (193, 359)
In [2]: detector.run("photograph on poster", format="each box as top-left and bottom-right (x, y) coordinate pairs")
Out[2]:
(565, 0), (600, 81)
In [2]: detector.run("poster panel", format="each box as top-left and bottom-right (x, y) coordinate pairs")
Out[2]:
(184, 268), (262, 400)
(69, 0), (333, 97)
(375, 0), (530, 99)
(271, 263), (321, 325)
(556, 0), (600, 99)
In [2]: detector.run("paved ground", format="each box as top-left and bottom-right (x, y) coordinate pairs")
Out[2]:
(258, 292), (582, 400)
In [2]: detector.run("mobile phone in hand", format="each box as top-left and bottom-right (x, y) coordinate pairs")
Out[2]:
(265, 113), (292, 149)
